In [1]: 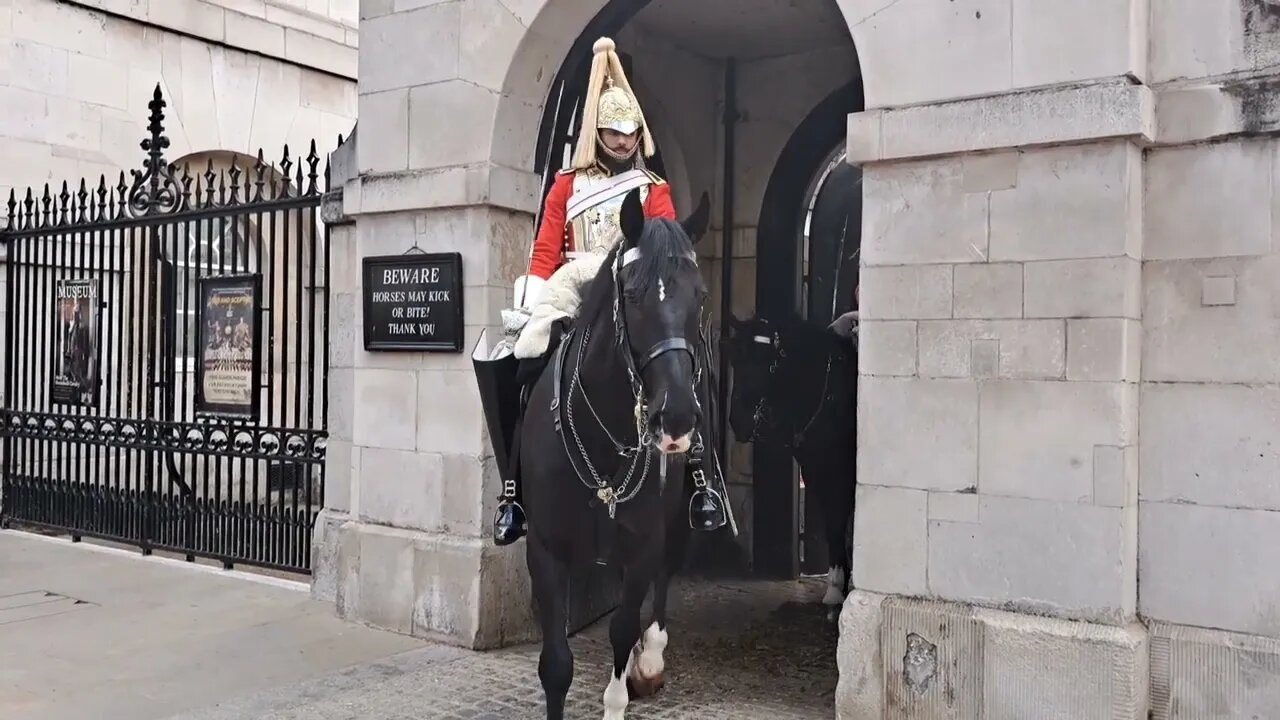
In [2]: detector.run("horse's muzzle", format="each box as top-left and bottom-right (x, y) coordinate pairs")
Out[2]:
(657, 432), (692, 455)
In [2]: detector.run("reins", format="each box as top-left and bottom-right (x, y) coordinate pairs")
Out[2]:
(552, 245), (702, 520)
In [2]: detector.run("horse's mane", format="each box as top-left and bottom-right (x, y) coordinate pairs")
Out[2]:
(576, 217), (697, 326)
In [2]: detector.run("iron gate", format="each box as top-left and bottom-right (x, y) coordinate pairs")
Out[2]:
(0, 86), (334, 574)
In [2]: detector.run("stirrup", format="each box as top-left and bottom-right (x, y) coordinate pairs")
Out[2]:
(493, 500), (527, 546)
(689, 486), (727, 531)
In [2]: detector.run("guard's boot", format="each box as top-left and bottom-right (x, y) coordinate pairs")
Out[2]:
(493, 497), (526, 546)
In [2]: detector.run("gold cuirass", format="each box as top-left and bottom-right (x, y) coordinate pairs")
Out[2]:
(567, 167), (651, 257)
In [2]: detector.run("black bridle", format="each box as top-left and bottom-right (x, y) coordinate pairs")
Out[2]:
(742, 325), (832, 450)
(551, 246), (704, 519)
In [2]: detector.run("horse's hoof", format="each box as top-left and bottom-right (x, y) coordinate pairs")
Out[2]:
(626, 671), (665, 698)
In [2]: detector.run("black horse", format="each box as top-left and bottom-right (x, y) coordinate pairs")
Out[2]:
(725, 311), (858, 611)
(520, 188), (710, 720)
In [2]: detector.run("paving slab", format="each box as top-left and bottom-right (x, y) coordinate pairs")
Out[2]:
(174, 574), (840, 719)
(0, 529), (426, 720)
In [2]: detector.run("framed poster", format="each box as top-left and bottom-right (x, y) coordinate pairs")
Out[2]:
(362, 252), (463, 352)
(51, 278), (101, 408)
(195, 273), (262, 420)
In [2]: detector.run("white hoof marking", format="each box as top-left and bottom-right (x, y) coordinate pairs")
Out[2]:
(822, 566), (847, 606)
(602, 647), (634, 720)
(635, 621), (668, 679)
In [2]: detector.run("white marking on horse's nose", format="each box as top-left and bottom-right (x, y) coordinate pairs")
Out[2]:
(659, 433), (691, 454)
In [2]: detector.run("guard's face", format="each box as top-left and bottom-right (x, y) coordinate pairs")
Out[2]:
(598, 128), (639, 156)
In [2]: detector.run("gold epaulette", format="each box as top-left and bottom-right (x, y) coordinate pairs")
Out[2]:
(556, 168), (575, 176)
(641, 169), (666, 185)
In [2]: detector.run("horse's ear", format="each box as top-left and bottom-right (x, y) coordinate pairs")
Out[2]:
(620, 188), (644, 246)
(681, 191), (711, 242)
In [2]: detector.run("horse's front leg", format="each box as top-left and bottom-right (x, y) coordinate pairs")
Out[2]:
(636, 516), (684, 694)
(528, 535), (574, 720)
(807, 453), (854, 609)
(603, 553), (659, 719)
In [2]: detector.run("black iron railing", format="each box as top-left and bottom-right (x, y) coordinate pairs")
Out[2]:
(0, 85), (339, 574)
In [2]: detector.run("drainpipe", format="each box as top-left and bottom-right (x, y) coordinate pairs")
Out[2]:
(718, 58), (736, 465)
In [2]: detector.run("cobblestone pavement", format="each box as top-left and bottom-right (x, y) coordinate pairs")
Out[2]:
(177, 576), (840, 720)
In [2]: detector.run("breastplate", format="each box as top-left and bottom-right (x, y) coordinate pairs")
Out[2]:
(568, 168), (651, 256)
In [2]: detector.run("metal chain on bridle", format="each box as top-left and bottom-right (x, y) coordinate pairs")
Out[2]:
(554, 247), (703, 518)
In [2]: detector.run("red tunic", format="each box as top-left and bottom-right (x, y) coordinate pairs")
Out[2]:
(528, 170), (677, 281)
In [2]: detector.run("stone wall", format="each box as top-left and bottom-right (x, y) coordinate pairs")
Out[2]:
(0, 0), (357, 200)
(838, 0), (1280, 717)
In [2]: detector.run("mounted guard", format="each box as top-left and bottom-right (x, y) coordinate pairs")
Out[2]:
(473, 36), (731, 547)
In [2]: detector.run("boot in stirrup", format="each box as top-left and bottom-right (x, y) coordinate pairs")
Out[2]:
(493, 499), (526, 546)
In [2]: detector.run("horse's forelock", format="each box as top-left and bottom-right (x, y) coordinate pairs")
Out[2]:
(625, 217), (699, 298)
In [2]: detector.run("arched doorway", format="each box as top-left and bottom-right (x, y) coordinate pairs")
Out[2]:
(753, 81), (863, 577)
(528, 0), (863, 584)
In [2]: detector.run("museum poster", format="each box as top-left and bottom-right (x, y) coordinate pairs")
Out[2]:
(195, 273), (262, 419)
(51, 278), (101, 408)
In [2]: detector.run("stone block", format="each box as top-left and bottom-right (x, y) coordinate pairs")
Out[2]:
(352, 524), (418, 635)
(408, 80), (500, 171)
(1143, 256), (1280, 384)
(989, 142), (1140, 262)
(328, 521), (537, 649)
(928, 491), (979, 523)
(859, 377), (977, 493)
(851, 485), (928, 596)
(150, 0), (227, 42)
(1145, 141), (1272, 260)
(324, 438), (353, 512)
(1141, 383), (1280, 511)
(1149, 621), (1280, 720)
(328, 367), (354, 442)
(844, 0), (1012, 109)
(1150, 0), (1280, 83)
(918, 320), (1065, 380)
(980, 609), (1149, 720)
(883, 598), (983, 718)
(836, 591), (1149, 720)
(1093, 444), (1138, 508)
(872, 82), (1154, 163)
(962, 151), (1019, 192)
(1154, 84), (1241, 146)
(459, 0), (526, 92)
(835, 590), (885, 720)
(438, 453), (491, 538)
(954, 260), (1023, 320)
(857, 320), (917, 376)
(6, 39), (68, 96)
(1140, 501), (1280, 637)
(846, 109), (882, 164)
(356, 89), (409, 174)
(358, 447), (443, 532)
(226, 10), (286, 57)
(859, 264), (952, 320)
(352, 368), (417, 451)
(358, 3), (459, 93)
(861, 158), (989, 266)
(929, 495), (1137, 623)
(309, 509), (347, 604)
(1024, 257), (1141, 319)
(1011, 0), (1145, 87)
(971, 338), (999, 378)
(979, 380), (1135, 503)
(1067, 319), (1141, 382)
(416, 370), (484, 456)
